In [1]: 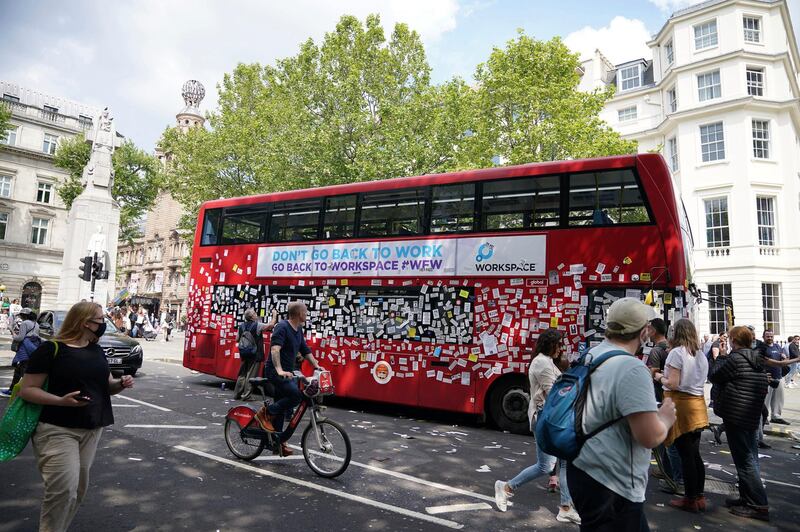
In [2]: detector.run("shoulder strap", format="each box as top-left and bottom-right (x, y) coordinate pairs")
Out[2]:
(51, 340), (59, 358)
(578, 349), (632, 442)
(587, 349), (630, 370)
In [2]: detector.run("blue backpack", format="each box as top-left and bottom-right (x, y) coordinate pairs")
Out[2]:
(534, 349), (629, 461)
(12, 336), (42, 366)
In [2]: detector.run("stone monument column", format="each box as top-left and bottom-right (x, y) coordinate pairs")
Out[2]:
(56, 107), (121, 309)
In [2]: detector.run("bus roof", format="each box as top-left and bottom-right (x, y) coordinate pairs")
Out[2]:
(201, 154), (648, 210)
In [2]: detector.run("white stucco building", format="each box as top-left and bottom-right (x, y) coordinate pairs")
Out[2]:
(580, 0), (800, 338)
(0, 82), (102, 311)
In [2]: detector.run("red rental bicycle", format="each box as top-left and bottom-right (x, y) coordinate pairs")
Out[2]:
(224, 369), (352, 478)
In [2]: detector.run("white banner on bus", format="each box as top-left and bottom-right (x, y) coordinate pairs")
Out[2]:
(456, 235), (546, 277)
(256, 234), (545, 278)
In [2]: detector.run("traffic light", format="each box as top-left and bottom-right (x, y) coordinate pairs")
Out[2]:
(79, 256), (93, 282)
(92, 259), (109, 280)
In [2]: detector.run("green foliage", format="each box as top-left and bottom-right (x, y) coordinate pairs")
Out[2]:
(0, 105), (11, 146)
(53, 134), (164, 242)
(161, 15), (473, 220)
(457, 31), (637, 166)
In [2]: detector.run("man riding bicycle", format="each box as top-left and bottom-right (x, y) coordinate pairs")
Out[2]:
(255, 301), (322, 456)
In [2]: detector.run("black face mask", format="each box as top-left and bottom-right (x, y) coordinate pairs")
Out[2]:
(91, 322), (107, 341)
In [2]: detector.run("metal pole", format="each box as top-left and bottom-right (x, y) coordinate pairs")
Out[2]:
(90, 252), (97, 302)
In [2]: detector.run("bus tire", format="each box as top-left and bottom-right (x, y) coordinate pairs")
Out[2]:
(487, 377), (530, 434)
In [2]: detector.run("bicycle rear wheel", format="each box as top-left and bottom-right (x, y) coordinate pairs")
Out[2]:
(301, 419), (351, 478)
(224, 418), (265, 461)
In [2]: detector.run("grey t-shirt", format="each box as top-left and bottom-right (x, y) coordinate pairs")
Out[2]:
(573, 340), (659, 503)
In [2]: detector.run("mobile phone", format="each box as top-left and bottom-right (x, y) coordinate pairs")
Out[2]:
(76, 393), (92, 402)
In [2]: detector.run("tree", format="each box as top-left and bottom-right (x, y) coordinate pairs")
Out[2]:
(0, 105), (11, 146)
(455, 31), (636, 168)
(161, 14), (473, 225)
(53, 134), (164, 242)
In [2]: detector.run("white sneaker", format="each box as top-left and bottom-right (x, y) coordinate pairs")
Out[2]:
(556, 506), (582, 524)
(494, 480), (512, 512)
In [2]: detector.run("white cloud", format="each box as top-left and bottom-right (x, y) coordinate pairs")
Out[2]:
(1, 0), (460, 150)
(647, 0), (705, 13)
(564, 16), (653, 65)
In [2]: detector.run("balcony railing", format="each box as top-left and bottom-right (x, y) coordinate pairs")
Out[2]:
(705, 247), (730, 257)
(759, 246), (779, 256)
(2, 97), (93, 131)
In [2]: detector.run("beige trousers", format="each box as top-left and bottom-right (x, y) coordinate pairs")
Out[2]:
(31, 422), (103, 532)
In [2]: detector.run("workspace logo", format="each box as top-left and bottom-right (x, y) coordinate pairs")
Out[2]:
(475, 242), (494, 263)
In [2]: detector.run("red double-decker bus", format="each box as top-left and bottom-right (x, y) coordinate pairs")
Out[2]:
(183, 154), (693, 432)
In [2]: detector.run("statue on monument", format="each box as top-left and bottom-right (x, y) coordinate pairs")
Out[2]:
(88, 225), (107, 256)
(81, 106), (118, 191)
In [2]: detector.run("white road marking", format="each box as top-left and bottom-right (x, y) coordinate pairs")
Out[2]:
(174, 445), (463, 530)
(764, 478), (800, 489)
(289, 444), (498, 504)
(253, 455), (305, 461)
(116, 394), (171, 411)
(110, 404), (140, 408)
(125, 425), (207, 429)
(425, 503), (492, 515)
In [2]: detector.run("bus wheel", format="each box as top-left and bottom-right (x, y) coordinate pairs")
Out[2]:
(487, 378), (530, 434)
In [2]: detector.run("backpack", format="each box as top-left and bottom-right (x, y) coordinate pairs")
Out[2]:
(534, 349), (629, 461)
(237, 321), (260, 361)
(12, 336), (42, 366)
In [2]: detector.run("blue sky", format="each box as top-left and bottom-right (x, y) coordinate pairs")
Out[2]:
(1, 0), (798, 150)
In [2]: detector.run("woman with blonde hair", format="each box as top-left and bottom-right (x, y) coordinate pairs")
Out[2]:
(654, 318), (708, 513)
(19, 301), (134, 532)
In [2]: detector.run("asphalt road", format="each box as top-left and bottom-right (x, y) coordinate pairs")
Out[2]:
(2, 353), (800, 531)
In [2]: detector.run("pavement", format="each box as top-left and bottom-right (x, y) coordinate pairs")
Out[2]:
(2, 337), (800, 530)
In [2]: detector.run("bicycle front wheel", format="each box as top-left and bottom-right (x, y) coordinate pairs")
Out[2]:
(224, 418), (265, 461)
(301, 419), (352, 478)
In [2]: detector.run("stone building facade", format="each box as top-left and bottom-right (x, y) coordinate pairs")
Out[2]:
(0, 81), (101, 311)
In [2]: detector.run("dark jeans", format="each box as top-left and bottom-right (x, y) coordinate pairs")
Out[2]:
(266, 375), (302, 432)
(9, 359), (28, 390)
(567, 464), (650, 532)
(727, 424), (769, 509)
(673, 430), (705, 499)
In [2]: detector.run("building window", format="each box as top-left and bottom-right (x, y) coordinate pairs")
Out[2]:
(618, 65), (641, 91)
(743, 16), (761, 43)
(697, 70), (721, 101)
(36, 182), (53, 204)
(0, 212), (7, 240)
(762, 283), (781, 334)
(756, 196), (776, 246)
(700, 122), (725, 162)
(0, 175), (11, 198)
(746, 67), (764, 96)
(704, 197), (730, 247)
(667, 137), (679, 172)
(2, 94), (20, 102)
(42, 134), (58, 155)
(617, 106), (637, 122)
(752, 119), (770, 159)
(665, 40), (674, 66)
(707, 283), (732, 334)
(2, 125), (17, 146)
(667, 87), (677, 113)
(31, 217), (49, 245)
(694, 20), (718, 50)
(42, 105), (58, 113)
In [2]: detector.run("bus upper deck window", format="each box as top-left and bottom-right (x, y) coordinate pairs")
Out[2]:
(482, 175), (560, 231)
(201, 208), (221, 245)
(568, 169), (650, 226)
